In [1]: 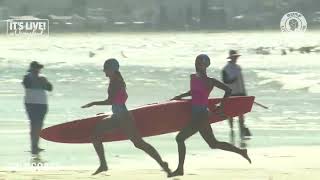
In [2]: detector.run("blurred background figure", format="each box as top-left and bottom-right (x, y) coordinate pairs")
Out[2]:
(222, 50), (251, 141)
(22, 61), (53, 155)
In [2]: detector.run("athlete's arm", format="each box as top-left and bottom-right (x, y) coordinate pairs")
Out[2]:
(210, 77), (231, 107)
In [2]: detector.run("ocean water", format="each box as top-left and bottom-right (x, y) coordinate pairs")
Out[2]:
(0, 31), (320, 169)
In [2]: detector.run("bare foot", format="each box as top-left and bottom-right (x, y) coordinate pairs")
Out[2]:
(31, 147), (45, 155)
(168, 168), (184, 178)
(92, 165), (108, 175)
(241, 149), (251, 164)
(160, 162), (172, 177)
(37, 147), (45, 152)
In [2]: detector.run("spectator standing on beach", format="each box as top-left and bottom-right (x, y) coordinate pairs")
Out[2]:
(222, 50), (251, 140)
(22, 61), (53, 155)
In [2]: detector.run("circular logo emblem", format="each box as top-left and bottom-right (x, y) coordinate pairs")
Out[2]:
(280, 12), (307, 32)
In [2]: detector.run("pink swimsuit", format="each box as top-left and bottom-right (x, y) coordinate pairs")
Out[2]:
(191, 74), (211, 106)
(112, 87), (128, 105)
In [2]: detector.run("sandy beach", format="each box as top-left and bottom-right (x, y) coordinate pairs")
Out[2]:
(1, 146), (320, 180)
(1, 32), (320, 180)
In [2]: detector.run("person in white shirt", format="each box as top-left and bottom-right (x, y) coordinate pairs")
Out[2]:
(22, 61), (53, 155)
(222, 50), (251, 140)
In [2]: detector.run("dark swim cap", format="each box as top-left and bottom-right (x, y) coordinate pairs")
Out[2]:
(103, 58), (120, 71)
(28, 61), (44, 72)
(195, 54), (210, 67)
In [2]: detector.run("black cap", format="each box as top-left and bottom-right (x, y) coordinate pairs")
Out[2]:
(28, 61), (44, 72)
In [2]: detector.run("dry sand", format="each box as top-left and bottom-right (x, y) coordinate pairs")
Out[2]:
(1, 146), (320, 180)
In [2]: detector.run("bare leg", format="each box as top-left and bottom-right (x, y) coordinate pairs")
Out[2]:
(169, 120), (200, 177)
(229, 128), (235, 145)
(120, 113), (172, 176)
(199, 121), (251, 164)
(228, 117), (235, 144)
(132, 139), (171, 176)
(91, 117), (119, 175)
(92, 142), (108, 175)
(238, 115), (245, 139)
(228, 117), (234, 130)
